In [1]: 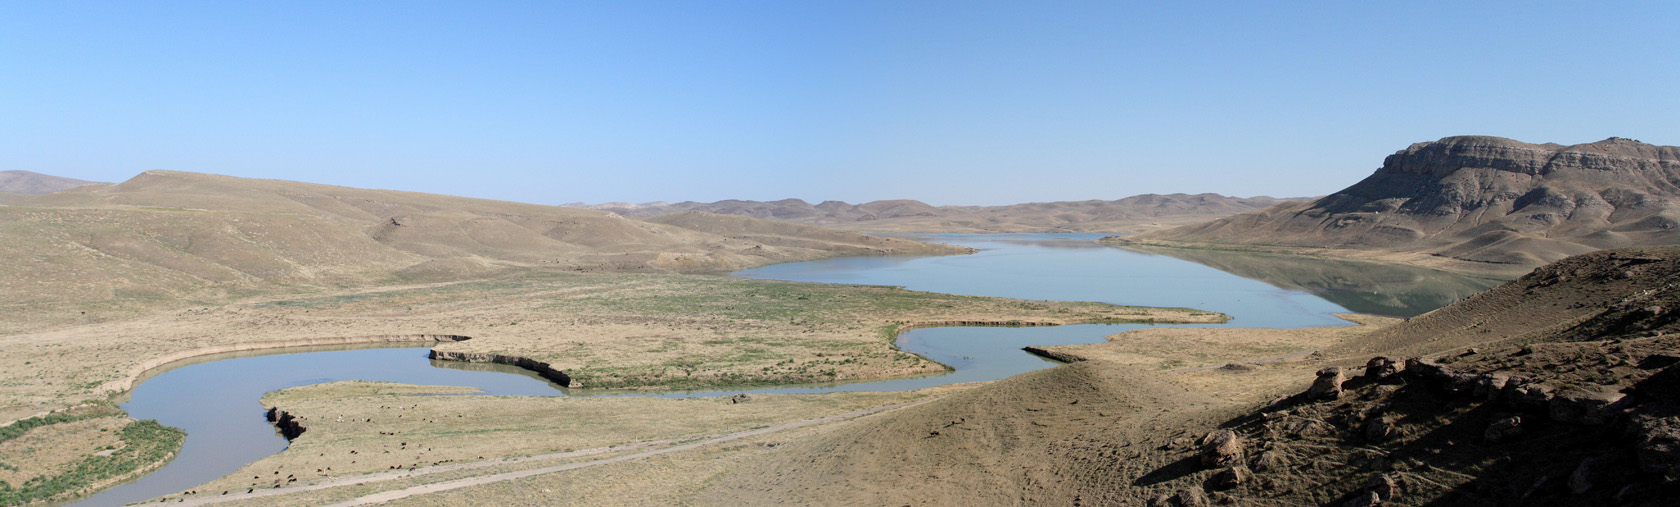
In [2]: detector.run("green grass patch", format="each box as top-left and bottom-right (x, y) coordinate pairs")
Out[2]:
(0, 418), (184, 505)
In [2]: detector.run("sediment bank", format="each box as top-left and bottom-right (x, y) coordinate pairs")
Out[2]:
(265, 407), (306, 440)
(426, 351), (574, 387)
(98, 334), (474, 399)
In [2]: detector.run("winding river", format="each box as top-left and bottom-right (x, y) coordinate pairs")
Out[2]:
(71, 233), (1498, 506)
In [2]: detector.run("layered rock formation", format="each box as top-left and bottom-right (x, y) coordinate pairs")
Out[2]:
(1114, 136), (1680, 275)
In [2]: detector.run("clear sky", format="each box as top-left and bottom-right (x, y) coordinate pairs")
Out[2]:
(3, 1), (1677, 206)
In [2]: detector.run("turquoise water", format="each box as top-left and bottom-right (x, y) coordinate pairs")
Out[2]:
(74, 233), (1471, 506)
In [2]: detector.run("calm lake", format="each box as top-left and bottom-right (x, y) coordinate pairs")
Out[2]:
(72, 233), (1498, 506)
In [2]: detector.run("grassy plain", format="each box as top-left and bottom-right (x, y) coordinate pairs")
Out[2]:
(0, 265), (1221, 504)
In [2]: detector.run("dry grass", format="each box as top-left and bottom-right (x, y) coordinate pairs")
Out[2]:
(0, 270), (1220, 423)
(160, 380), (970, 505)
(0, 416), (127, 486)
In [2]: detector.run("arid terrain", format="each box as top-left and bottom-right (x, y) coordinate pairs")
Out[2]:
(126, 247), (1680, 507)
(0, 171), (1227, 505)
(7, 163), (1680, 506)
(1112, 137), (1680, 277)
(0, 171), (103, 196)
(567, 193), (1306, 234)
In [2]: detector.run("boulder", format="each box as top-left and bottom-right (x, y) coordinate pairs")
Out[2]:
(1549, 385), (1627, 425)
(1210, 465), (1249, 490)
(1308, 366), (1346, 400)
(1367, 473), (1402, 500)
(1633, 414), (1680, 476)
(1500, 377), (1555, 410)
(1200, 430), (1245, 468)
(1473, 373), (1510, 400)
(1403, 357), (1453, 383)
(1364, 357), (1402, 379)
(1344, 490), (1381, 507)
(1363, 416), (1395, 442)
(1484, 415), (1524, 443)
(1172, 488), (1209, 507)
(1250, 450), (1290, 472)
(1569, 458), (1595, 494)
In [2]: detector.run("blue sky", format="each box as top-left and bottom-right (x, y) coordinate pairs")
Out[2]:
(3, 1), (1676, 206)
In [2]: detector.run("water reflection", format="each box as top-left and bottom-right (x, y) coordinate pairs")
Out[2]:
(1111, 245), (1505, 317)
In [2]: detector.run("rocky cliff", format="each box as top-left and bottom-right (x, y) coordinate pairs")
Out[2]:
(1114, 136), (1680, 274)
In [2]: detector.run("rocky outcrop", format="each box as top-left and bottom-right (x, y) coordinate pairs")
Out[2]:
(1307, 366), (1346, 400)
(1198, 430), (1245, 468)
(1114, 136), (1680, 274)
(427, 350), (574, 388)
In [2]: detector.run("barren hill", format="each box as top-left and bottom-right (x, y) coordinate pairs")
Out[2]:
(0, 170), (102, 195)
(691, 246), (1680, 506)
(1112, 136), (1680, 275)
(569, 193), (1304, 233)
(0, 170), (969, 330)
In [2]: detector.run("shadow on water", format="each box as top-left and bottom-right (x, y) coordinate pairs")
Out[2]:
(1113, 244), (1505, 317)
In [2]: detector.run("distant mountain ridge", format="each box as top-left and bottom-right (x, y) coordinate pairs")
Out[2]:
(1113, 136), (1680, 275)
(0, 170), (103, 195)
(565, 193), (1307, 233)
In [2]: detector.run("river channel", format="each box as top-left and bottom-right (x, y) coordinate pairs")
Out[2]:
(72, 233), (1498, 506)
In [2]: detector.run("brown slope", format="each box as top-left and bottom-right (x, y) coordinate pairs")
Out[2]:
(574, 193), (1306, 233)
(0, 170), (103, 195)
(1114, 136), (1680, 275)
(1325, 246), (1680, 360)
(0, 170), (969, 332)
(690, 359), (1231, 506)
(691, 247), (1680, 506)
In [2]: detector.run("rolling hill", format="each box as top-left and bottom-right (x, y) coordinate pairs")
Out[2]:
(567, 193), (1306, 233)
(1111, 136), (1680, 275)
(0, 170), (102, 195)
(0, 170), (970, 331)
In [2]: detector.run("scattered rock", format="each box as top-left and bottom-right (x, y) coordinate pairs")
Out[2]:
(1210, 465), (1249, 490)
(1403, 357), (1452, 384)
(1199, 430), (1245, 468)
(1367, 473), (1401, 500)
(1549, 385), (1626, 425)
(1632, 414), (1680, 475)
(1172, 488), (1209, 507)
(1473, 373), (1510, 400)
(1308, 366), (1346, 400)
(1569, 458), (1595, 494)
(1364, 357), (1401, 379)
(1484, 415), (1524, 443)
(1148, 493), (1173, 507)
(1363, 416), (1394, 442)
(1343, 490), (1381, 507)
(1250, 450), (1289, 472)
(1500, 377), (1555, 410)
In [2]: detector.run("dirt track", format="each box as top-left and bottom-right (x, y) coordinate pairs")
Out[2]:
(173, 397), (941, 506)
